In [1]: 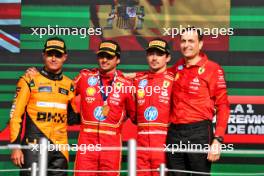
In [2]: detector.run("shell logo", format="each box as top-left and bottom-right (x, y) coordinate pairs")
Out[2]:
(86, 87), (96, 96)
(137, 89), (145, 98)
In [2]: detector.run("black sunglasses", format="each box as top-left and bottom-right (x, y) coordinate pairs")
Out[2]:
(46, 50), (63, 58)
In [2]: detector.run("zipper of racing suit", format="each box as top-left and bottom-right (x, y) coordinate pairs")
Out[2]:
(97, 84), (100, 170)
(40, 68), (62, 147)
(97, 71), (117, 169)
(51, 80), (57, 145)
(96, 74), (100, 170)
(51, 79), (60, 147)
(148, 74), (152, 155)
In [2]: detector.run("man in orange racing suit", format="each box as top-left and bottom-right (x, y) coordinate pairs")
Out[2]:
(9, 37), (79, 176)
(74, 40), (136, 176)
(132, 38), (173, 176)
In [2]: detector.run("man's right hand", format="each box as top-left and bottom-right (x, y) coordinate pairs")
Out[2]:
(11, 149), (24, 168)
(25, 67), (38, 78)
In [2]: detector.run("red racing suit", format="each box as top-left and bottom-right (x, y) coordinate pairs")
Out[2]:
(133, 71), (174, 176)
(169, 53), (230, 137)
(74, 68), (135, 176)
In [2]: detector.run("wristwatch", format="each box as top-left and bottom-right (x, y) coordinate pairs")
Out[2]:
(213, 136), (224, 143)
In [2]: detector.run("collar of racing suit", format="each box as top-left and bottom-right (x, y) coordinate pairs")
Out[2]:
(99, 70), (115, 86)
(40, 67), (63, 80)
(148, 70), (167, 79)
(181, 52), (208, 68)
(193, 52), (208, 67)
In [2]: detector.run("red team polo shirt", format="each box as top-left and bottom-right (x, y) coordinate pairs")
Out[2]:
(168, 53), (230, 137)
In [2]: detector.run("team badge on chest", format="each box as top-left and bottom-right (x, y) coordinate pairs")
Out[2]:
(163, 80), (170, 88)
(198, 67), (205, 75)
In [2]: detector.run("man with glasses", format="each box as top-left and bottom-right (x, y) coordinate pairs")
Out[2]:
(74, 40), (136, 176)
(9, 37), (79, 176)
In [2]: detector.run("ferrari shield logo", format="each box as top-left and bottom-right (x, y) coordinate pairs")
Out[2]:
(198, 67), (205, 75)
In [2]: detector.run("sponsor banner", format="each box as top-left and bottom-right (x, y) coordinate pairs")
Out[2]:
(225, 104), (264, 143)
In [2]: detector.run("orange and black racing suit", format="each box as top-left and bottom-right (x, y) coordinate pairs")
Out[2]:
(9, 68), (79, 176)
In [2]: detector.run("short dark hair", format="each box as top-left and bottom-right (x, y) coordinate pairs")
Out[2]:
(181, 26), (203, 41)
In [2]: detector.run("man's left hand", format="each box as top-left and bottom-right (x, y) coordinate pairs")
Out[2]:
(207, 139), (221, 162)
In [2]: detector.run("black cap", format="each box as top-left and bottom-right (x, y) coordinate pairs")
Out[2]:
(96, 40), (121, 57)
(43, 37), (67, 54)
(146, 38), (170, 54)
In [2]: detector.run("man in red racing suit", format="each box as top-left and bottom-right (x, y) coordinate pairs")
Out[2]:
(74, 40), (135, 176)
(132, 38), (173, 176)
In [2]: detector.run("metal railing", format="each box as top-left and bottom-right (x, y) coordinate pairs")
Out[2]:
(1, 138), (264, 176)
